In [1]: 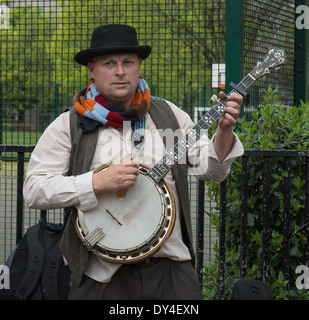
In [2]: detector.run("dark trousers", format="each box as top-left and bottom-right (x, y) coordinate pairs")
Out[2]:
(69, 258), (203, 300)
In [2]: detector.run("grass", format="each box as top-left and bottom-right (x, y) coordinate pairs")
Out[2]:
(1, 131), (41, 145)
(1, 131), (41, 162)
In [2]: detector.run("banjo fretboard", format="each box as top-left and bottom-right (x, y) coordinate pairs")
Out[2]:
(147, 88), (242, 184)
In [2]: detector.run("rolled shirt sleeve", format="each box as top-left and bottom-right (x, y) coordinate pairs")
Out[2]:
(189, 132), (244, 182)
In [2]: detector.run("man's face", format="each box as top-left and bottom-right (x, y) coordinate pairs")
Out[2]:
(88, 53), (142, 107)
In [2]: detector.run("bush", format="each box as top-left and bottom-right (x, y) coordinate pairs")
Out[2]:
(203, 88), (309, 300)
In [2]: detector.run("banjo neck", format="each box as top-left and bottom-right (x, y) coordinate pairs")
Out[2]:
(147, 48), (286, 184)
(147, 87), (242, 184)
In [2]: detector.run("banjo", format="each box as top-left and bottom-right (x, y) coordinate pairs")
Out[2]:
(75, 48), (286, 264)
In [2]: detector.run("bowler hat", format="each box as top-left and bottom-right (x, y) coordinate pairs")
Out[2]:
(74, 24), (152, 66)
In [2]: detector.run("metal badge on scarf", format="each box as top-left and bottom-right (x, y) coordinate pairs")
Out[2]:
(132, 117), (146, 150)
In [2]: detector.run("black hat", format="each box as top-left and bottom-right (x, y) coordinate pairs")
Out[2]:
(74, 24), (152, 66)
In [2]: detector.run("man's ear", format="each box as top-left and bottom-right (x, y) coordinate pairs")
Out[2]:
(138, 57), (142, 74)
(88, 61), (95, 77)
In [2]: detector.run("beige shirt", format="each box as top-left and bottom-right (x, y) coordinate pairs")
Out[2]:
(23, 100), (244, 282)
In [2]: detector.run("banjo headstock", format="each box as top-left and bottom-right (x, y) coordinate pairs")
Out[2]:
(251, 48), (286, 79)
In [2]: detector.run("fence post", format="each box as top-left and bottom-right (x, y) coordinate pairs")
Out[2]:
(283, 157), (291, 292)
(305, 157), (309, 267)
(0, 83), (3, 145)
(294, 0), (309, 106)
(197, 180), (205, 288)
(218, 179), (227, 299)
(55, 83), (60, 118)
(241, 155), (249, 278)
(225, 0), (244, 96)
(262, 156), (270, 283)
(16, 151), (25, 244)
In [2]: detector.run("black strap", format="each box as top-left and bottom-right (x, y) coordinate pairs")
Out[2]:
(41, 240), (63, 300)
(229, 81), (249, 98)
(14, 224), (44, 300)
(229, 81), (250, 103)
(148, 97), (195, 266)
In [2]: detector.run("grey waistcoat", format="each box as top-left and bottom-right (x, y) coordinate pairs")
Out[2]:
(59, 97), (194, 287)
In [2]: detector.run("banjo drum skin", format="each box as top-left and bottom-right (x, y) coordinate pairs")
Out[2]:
(75, 164), (176, 264)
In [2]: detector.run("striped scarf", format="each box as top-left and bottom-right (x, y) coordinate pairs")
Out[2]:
(74, 77), (150, 130)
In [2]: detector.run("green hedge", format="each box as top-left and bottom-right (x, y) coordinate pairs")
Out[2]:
(203, 88), (309, 300)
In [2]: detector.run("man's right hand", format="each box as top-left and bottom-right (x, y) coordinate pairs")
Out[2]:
(92, 160), (139, 195)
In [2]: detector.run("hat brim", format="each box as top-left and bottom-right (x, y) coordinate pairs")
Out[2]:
(74, 45), (152, 66)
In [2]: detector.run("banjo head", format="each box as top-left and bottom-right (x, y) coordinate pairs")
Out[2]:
(75, 164), (176, 264)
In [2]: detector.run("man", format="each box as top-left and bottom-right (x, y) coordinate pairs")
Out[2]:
(23, 24), (244, 300)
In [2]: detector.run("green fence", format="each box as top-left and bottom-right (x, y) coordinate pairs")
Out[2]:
(0, 0), (308, 264)
(226, 0), (308, 117)
(0, 0), (227, 146)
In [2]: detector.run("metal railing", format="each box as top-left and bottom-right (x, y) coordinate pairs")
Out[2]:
(216, 149), (309, 299)
(0, 145), (35, 244)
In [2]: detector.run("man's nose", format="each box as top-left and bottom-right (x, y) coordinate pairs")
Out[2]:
(116, 63), (125, 76)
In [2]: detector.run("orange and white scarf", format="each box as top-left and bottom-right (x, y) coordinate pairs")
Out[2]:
(74, 77), (150, 131)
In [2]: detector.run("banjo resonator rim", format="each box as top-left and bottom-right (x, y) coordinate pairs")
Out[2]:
(75, 164), (176, 264)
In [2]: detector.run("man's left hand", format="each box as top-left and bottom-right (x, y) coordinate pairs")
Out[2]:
(218, 91), (243, 130)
